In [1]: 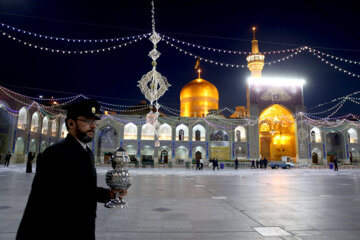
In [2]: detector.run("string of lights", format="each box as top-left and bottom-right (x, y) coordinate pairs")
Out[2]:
(159, 33), (304, 55)
(163, 39), (305, 69)
(0, 87), (81, 101)
(100, 105), (149, 113)
(1, 30), (148, 54)
(309, 49), (360, 78)
(98, 101), (150, 108)
(309, 48), (360, 65)
(0, 22), (151, 43)
(0, 87), (70, 110)
(306, 100), (346, 115)
(306, 90), (360, 111)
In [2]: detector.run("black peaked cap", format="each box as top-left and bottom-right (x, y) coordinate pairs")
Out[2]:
(62, 99), (101, 120)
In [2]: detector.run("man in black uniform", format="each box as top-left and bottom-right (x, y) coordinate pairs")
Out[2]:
(4, 151), (11, 167)
(17, 99), (126, 240)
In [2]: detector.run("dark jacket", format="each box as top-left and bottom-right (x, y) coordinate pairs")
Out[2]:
(17, 134), (110, 240)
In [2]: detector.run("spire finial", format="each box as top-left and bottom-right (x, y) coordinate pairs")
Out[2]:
(198, 68), (201, 79)
(252, 26), (256, 40)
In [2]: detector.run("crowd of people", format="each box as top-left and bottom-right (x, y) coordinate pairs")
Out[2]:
(250, 157), (268, 170)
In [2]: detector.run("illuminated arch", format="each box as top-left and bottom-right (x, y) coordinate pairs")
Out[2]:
(158, 123), (172, 140)
(29, 139), (37, 153)
(310, 127), (321, 143)
(31, 112), (41, 132)
(124, 122), (137, 140)
(235, 126), (246, 142)
(348, 128), (358, 143)
(17, 107), (28, 129)
(192, 124), (206, 141)
(176, 124), (189, 141)
(42, 116), (49, 135)
(259, 104), (296, 161)
(141, 123), (155, 140)
(14, 137), (25, 154)
(51, 120), (58, 137)
(61, 122), (68, 138)
(175, 146), (188, 160)
(40, 141), (48, 153)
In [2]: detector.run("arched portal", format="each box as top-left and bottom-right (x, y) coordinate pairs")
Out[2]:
(259, 104), (296, 161)
(326, 131), (344, 161)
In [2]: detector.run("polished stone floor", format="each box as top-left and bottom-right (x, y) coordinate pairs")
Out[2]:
(1, 164), (360, 240)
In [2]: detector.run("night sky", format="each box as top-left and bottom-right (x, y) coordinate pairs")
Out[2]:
(0, 0), (359, 116)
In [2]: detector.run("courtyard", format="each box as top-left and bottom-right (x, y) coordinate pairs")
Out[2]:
(0, 165), (360, 239)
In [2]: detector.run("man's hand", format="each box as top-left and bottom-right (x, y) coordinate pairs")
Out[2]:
(110, 189), (128, 199)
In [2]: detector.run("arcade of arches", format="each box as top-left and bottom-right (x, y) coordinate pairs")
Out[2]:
(259, 104), (296, 161)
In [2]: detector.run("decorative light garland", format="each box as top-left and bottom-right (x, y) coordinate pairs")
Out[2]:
(1, 30), (147, 54)
(0, 22), (151, 43)
(159, 33), (304, 55)
(309, 48), (360, 78)
(100, 105), (150, 113)
(309, 48), (360, 65)
(98, 101), (150, 108)
(163, 39), (305, 69)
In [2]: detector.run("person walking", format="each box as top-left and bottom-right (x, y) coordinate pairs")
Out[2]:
(200, 158), (204, 170)
(251, 159), (255, 169)
(26, 152), (35, 173)
(334, 157), (339, 171)
(260, 158), (263, 169)
(213, 159), (219, 171)
(256, 159), (259, 169)
(196, 158), (200, 170)
(263, 157), (268, 170)
(4, 151), (11, 167)
(17, 99), (127, 240)
(235, 158), (239, 170)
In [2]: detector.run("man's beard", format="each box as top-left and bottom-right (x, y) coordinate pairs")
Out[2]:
(76, 128), (94, 143)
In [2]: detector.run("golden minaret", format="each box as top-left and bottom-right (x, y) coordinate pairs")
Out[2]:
(246, 27), (265, 77)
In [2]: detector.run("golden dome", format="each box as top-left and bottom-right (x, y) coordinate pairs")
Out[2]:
(180, 78), (219, 117)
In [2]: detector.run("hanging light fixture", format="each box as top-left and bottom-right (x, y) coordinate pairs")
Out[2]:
(137, 0), (171, 147)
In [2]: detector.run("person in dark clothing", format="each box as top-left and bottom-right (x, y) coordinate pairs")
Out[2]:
(260, 158), (263, 169)
(196, 158), (200, 170)
(213, 159), (219, 171)
(26, 152), (35, 173)
(256, 159), (259, 169)
(251, 159), (255, 169)
(4, 151), (11, 167)
(334, 157), (339, 171)
(263, 157), (268, 170)
(235, 158), (239, 170)
(17, 99), (126, 240)
(35, 152), (42, 173)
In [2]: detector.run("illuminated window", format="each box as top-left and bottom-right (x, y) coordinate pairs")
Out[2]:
(141, 123), (155, 140)
(176, 124), (189, 141)
(158, 123), (172, 140)
(41, 116), (49, 135)
(17, 107), (28, 129)
(61, 123), (68, 138)
(14, 137), (25, 154)
(31, 112), (40, 132)
(192, 124), (206, 141)
(124, 123), (137, 140)
(235, 126), (246, 141)
(51, 120), (57, 137)
(348, 128), (358, 143)
(310, 127), (321, 143)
